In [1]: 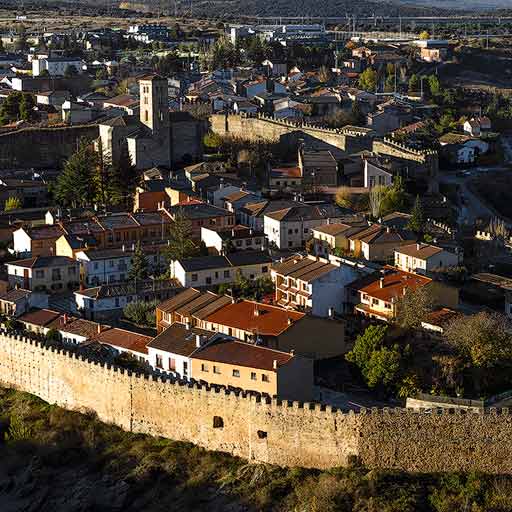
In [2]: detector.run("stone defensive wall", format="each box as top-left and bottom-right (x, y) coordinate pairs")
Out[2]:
(210, 113), (373, 154)
(2, 331), (512, 473)
(0, 124), (99, 169)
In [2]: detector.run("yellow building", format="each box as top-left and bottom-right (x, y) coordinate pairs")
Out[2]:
(191, 337), (314, 401)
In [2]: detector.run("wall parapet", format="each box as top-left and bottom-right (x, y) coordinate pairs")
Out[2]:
(2, 331), (512, 472)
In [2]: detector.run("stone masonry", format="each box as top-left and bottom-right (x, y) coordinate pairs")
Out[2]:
(1, 331), (512, 473)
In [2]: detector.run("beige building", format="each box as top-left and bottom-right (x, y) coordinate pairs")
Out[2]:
(190, 337), (314, 401)
(6, 256), (80, 294)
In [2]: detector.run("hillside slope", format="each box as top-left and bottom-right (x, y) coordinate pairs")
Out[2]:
(1, 387), (512, 511)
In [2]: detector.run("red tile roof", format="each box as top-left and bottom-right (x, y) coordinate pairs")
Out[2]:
(193, 338), (293, 371)
(353, 267), (431, 302)
(92, 328), (152, 355)
(18, 309), (61, 327)
(205, 300), (304, 336)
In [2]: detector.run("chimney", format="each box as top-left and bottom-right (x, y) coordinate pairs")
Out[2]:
(195, 334), (202, 347)
(273, 359), (278, 370)
(417, 243), (421, 250)
(379, 277), (384, 288)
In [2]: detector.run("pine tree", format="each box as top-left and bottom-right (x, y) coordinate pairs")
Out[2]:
(53, 139), (99, 208)
(408, 195), (425, 234)
(108, 143), (138, 208)
(164, 208), (198, 263)
(128, 242), (149, 282)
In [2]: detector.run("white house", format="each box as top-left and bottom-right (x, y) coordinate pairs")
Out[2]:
(147, 323), (218, 378)
(170, 252), (272, 288)
(271, 254), (376, 316)
(264, 204), (350, 250)
(32, 56), (83, 77)
(201, 225), (266, 255)
(364, 160), (393, 189)
(76, 246), (166, 287)
(463, 117), (492, 137)
(394, 243), (460, 275)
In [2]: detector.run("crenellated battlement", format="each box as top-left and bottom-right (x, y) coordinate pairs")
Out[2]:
(2, 330), (512, 472)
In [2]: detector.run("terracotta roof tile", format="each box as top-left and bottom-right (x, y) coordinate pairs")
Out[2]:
(193, 338), (293, 371)
(205, 300), (304, 336)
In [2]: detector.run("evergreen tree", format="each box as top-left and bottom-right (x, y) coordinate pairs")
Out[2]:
(164, 208), (198, 263)
(128, 242), (149, 282)
(408, 74), (420, 93)
(408, 195), (425, 234)
(53, 139), (99, 208)
(107, 143), (138, 208)
(358, 68), (378, 92)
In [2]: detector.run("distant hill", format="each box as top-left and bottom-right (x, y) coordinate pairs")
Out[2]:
(121, 0), (448, 18)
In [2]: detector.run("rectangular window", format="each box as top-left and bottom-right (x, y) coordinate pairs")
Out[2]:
(201, 363), (209, 372)
(35, 270), (44, 279)
(213, 365), (221, 374)
(224, 270), (230, 278)
(251, 372), (257, 380)
(261, 374), (269, 382)
(232, 369), (240, 377)
(168, 358), (176, 371)
(191, 274), (198, 282)
(156, 354), (163, 369)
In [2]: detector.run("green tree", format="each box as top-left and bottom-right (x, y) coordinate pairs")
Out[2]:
(396, 286), (434, 330)
(4, 197), (22, 211)
(106, 143), (138, 208)
(164, 208), (198, 263)
(19, 93), (35, 121)
(444, 312), (512, 368)
(346, 324), (388, 373)
(0, 92), (36, 125)
(128, 242), (149, 282)
(380, 177), (409, 215)
(203, 131), (223, 151)
(346, 324), (402, 390)
(364, 345), (401, 388)
(53, 139), (99, 208)
(428, 75), (441, 96)
(408, 74), (420, 93)
(407, 195), (425, 234)
(358, 68), (378, 92)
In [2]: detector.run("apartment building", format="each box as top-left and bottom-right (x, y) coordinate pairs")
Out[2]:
(170, 251), (272, 288)
(264, 204), (352, 250)
(6, 256), (80, 293)
(271, 254), (374, 316)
